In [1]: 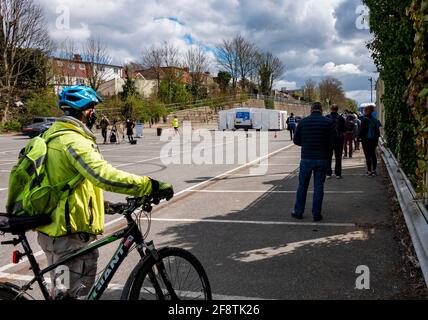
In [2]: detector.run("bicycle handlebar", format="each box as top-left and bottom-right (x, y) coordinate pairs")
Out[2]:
(105, 194), (171, 216)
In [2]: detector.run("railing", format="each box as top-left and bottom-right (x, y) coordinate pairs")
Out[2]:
(247, 94), (311, 107)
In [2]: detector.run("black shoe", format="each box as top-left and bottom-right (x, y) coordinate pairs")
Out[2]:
(292, 213), (303, 220)
(313, 215), (323, 222)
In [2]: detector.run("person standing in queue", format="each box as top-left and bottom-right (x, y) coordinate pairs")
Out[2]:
(292, 102), (335, 222)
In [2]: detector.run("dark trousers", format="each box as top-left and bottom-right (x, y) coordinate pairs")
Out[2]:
(343, 132), (354, 157)
(294, 159), (328, 218)
(288, 127), (296, 140)
(362, 139), (378, 172)
(327, 139), (344, 177)
(102, 129), (108, 143)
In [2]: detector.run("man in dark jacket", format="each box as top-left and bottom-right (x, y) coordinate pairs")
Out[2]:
(292, 102), (335, 222)
(326, 104), (346, 179)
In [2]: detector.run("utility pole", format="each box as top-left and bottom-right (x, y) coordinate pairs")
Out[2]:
(369, 77), (374, 103)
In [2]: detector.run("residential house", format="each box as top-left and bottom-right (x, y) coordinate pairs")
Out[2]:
(51, 54), (123, 95)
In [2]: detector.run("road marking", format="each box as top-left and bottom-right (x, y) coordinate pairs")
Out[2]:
(102, 143), (297, 231)
(0, 188), (8, 192)
(0, 143), (296, 273)
(151, 218), (356, 228)
(185, 190), (364, 194)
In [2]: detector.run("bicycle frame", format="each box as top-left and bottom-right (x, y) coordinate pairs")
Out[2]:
(14, 217), (146, 301)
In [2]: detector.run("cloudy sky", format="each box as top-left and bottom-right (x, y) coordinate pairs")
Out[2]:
(37, 0), (378, 105)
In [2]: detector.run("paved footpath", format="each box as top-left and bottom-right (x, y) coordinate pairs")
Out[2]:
(0, 131), (415, 299)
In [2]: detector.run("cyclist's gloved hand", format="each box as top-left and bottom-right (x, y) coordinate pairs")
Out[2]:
(150, 179), (174, 201)
(104, 201), (126, 215)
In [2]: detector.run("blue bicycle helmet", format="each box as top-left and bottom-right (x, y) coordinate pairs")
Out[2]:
(58, 85), (103, 110)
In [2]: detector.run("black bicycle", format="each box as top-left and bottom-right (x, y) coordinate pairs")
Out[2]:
(0, 196), (212, 300)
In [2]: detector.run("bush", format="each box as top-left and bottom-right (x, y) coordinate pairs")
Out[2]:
(2, 120), (22, 132)
(264, 99), (275, 110)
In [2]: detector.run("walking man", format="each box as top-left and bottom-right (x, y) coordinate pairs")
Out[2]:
(292, 102), (335, 222)
(100, 115), (110, 145)
(326, 105), (346, 179)
(286, 113), (297, 141)
(343, 113), (356, 158)
(172, 116), (179, 135)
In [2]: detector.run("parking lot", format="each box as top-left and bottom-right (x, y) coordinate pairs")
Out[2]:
(0, 129), (410, 299)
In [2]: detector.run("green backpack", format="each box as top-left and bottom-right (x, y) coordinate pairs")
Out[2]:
(6, 133), (82, 217)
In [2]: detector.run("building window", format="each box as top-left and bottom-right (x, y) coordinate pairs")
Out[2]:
(114, 68), (118, 74)
(57, 61), (64, 67)
(79, 64), (86, 70)
(70, 63), (76, 70)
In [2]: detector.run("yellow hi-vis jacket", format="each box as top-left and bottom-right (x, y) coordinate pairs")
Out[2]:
(37, 116), (153, 237)
(172, 118), (179, 128)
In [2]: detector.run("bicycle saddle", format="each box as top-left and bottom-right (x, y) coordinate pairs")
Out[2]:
(0, 214), (52, 235)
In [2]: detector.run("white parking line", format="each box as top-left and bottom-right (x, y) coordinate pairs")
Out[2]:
(0, 143), (295, 273)
(186, 190), (364, 194)
(151, 218), (356, 228)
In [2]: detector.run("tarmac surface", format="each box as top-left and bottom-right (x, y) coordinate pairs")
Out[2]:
(0, 128), (411, 299)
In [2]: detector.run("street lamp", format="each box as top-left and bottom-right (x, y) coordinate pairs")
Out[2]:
(369, 77), (374, 103)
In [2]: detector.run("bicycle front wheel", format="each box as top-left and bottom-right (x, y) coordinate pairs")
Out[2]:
(122, 247), (212, 300)
(0, 284), (28, 300)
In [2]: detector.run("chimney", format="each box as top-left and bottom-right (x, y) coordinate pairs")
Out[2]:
(73, 54), (82, 61)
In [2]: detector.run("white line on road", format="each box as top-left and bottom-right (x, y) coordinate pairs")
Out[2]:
(185, 190), (364, 194)
(151, 218), (356, 228)
(0, 188), (8, 192)
(0, 143), (296, 273)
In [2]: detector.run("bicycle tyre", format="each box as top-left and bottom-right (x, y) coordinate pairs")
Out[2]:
(122, 247), (212, 300)
(0, 283), (28, 300)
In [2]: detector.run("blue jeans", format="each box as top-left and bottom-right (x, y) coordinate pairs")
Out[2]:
(294, 159), (329, 218)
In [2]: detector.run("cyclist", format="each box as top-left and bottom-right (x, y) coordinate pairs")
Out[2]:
(36, 85), (174, 298)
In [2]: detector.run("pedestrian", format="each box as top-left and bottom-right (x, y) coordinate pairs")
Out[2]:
(292, 102), (335, 222)
(126, 119), (135, 143)
(353, 113), (361, 151)
(110, 119), (119, 144)
(326, 104), (346, 179)
(99, 115), (110, 144)
(359, 105), (381, 177)
(343, 113), (356, 158)
(286, 113), (297, 141)
(172, 116), (179, 135)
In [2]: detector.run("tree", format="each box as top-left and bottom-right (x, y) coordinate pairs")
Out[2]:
(82, 38), (112, 91)
(120, 66), (138, 101)
(216, 35), (259, 93)
(141, 44), (163, 95)
(0, 0), (51, 123)
(318, 77), (346, 109)
(54, 38), (78, 87)
(345, 98), (358, 113)
(364, 0), (417, 181)
(217, 71), (232, 94)
(257, 52), (285, 96)
(185, 46), (210, 99)
(302, 79), (319, 102)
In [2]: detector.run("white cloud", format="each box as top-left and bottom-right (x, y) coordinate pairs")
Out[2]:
(346, 90), (374, 106)
(36, 0), (377, 93)
(273, 80), (298, 91)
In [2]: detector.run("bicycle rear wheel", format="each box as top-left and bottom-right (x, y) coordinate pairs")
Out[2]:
(122, 247), (211, 300)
